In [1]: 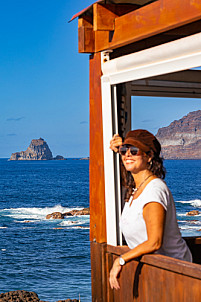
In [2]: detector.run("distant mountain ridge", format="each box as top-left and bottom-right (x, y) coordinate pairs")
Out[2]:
(156, 110), (201, 159)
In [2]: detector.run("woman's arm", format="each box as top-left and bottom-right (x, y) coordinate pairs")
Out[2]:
(109, 202), (166, 290)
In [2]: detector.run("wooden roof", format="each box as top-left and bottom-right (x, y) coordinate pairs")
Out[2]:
(72, 0), (201, 54)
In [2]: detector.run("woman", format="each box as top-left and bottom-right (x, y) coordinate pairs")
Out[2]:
(109, 129), (192, 290)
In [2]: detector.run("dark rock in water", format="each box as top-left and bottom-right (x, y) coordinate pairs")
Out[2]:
(46, 208), (90, 220)
(0, 290), (43, 301)
(53, 155), (66, 160)
(186, 210), (200, 216)
(10, 138), (53, 161)
(46, 212), (65, 219)
(0, 290), (79, 302)
(156, 110), (201, 159)
(64, 208), (90, 217)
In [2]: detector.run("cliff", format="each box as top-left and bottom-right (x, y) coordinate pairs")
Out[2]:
(10, 138), (53, 160)
(156, 110), (201, 159)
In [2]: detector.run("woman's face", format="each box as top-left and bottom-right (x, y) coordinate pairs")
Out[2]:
(120, 145), (151, 174)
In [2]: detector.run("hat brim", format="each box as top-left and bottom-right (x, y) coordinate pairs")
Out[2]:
(123, 138), (150, 153)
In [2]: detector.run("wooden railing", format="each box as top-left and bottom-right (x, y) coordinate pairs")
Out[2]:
(91, 237), (201, 301)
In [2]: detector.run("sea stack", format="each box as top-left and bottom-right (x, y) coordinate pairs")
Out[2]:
(10, 138), (53, 160)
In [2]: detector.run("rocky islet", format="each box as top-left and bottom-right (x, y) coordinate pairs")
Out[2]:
(9, 138), (65, 161)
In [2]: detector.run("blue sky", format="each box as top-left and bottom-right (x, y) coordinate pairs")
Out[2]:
(0, 1), (201, 158)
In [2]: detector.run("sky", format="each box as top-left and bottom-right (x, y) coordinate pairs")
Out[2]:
(1, 1), (201, 158)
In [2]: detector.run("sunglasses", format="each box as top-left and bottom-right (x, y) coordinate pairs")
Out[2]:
(118, 145), (140, 156)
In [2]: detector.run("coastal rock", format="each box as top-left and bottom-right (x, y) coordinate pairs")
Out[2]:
(186, 210), (200, 216)
(46, 208), (90, 220)
(10, 138), (53, 161)
(53, 155), (66, 160)
(0, 290), (79, 302)
(46, 212), (64, 219)
(0, 290), (43, 302)
(64, 208), (90, 216)
(156, 110), (201, 159)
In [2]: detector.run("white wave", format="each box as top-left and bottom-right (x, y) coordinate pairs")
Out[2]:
(177, 213), (201, 217)
(177, 213), (187, 217)
(71, 226), (90, 230)
(179, 225), (201, 230)
(0, 226), (7, 229)
(15, 220), (40, 223)
(176, 199), (201, 207)
(0, 205), (85, 220)
(59, 219), (89, 227)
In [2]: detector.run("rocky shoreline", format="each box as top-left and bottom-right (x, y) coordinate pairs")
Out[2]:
(46, 208), (90, 220)
(0, 290), (79, 302)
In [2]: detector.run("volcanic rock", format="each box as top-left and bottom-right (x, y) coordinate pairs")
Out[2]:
(0, 290), (79, 302)
(46, 212), (65, 219)
(46, 208), (90, 220)
(64, 208), (90, 216)
(0, 290), (43, 302)
(186, 210), (200, 216)
(156, 110), (201, 159)
(53, 155), (66, 160)
(10, 138), (53, 160)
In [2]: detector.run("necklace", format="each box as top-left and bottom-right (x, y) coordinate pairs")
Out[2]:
(133, 174), (153, 194)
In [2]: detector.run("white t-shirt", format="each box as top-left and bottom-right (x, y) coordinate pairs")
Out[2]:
(120, 178), (192, 262)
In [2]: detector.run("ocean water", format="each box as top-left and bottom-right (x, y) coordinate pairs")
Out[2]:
(0, 159), (201, 301)
(0, 159), (90, 302)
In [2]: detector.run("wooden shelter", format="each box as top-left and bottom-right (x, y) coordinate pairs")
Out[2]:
(72, 1), (201, 301)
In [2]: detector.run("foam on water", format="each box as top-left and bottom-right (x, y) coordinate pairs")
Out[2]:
(177, 213), (201, 217)
(0, 205), (84, 220)
(176, 199), (201, 207)
(179, 225), (201, 230)
(59, 219), (88, 227)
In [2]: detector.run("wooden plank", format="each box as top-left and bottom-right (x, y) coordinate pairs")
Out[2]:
(94, 0), (201, 52)
(106, 253), (114, 302)
(91, 242), (107, 302)
(93, 3), (139, 31)
(107, 244), (130, 255)
(105, 245), (201, 302)
(78, 16), (94, 53)
(93, 3), (116, 31)
(142, 254), (201, 280)
(89, 52), (107, 243)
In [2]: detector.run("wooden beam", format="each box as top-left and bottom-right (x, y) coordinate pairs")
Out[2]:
(93, 3), (139, 31)
(78, 16), (94, 53)
(93, 0), (201, 52)
(89, 52), (107, 243)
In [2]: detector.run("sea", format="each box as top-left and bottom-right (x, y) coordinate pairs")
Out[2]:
(0, 158), (201, 301)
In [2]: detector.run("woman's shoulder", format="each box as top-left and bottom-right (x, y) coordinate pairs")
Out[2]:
(146, 178), (169, 193)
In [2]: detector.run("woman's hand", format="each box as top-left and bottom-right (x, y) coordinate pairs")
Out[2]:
(110, 134), (123, 153)
(109, 257), (122, 290)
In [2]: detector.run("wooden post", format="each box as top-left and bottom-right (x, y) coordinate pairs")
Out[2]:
(89, 52), (106, 244)
(89, 52), (107, 302)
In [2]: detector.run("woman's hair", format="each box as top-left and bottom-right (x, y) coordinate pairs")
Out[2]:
(121, 152), (166, 202)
